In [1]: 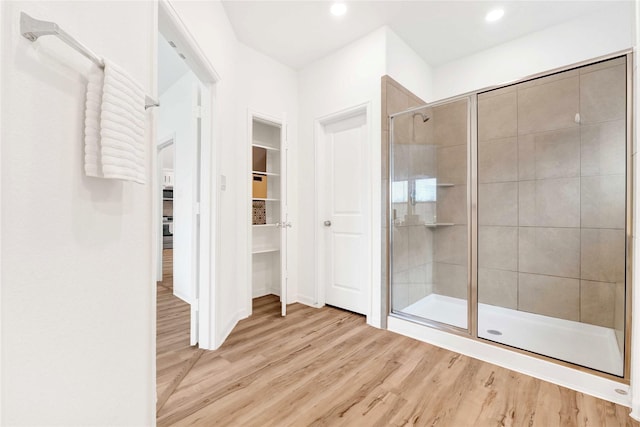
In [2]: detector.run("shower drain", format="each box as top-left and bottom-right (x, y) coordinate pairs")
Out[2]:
(486, 329), (503, 336)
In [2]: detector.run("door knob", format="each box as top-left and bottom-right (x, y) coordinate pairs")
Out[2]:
(324, 220), (332, 227)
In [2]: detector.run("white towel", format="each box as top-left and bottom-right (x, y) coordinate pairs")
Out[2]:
(84, 65), (104, 178)
(83, 59), (146, 184)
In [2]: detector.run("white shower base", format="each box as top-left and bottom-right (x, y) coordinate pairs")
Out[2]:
(401, 293), (623, 376)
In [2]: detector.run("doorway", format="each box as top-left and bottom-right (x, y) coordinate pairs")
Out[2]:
(316, 106), (371, 317)
(156, 31), (205, 345)
(157, 135), (175, 292)
(154, 0), (220, 414)
(248, 112), (289, 318)
(155, 0), (219, 351)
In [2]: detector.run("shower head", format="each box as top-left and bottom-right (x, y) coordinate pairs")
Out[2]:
(413, 112), (430, 123)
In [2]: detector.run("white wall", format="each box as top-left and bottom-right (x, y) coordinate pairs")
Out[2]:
(0, 0), (4, 420)
(432, 3), (635, 100)
(158, 32), (190, 94)
(158, 70), (201, 303)
(236, 43), (299, 315)
(162, 144), (174, 169)
(385, 27), (433, 102)
(298, 27), (386, 326)
(1, 1), (155, 424)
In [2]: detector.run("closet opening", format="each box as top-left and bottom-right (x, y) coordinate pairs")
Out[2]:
(248, 113), (288, 318)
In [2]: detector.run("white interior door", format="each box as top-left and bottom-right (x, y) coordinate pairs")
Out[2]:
(166, 76), (201, 346)
(190, 82), (202, 345)
(322, 112), (370, 315)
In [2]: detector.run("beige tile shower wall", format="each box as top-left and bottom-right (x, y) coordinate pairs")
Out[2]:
(478, 86), (520, 309)
(391, 224), (435, 310)
(382, 76), (431, 314)
(385, 86), (469, 306)
(477, 56), (627, 331)
(578, 55), (627, 356)
(433, 99), (468, 300)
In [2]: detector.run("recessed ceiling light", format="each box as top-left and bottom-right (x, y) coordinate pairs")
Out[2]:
(485, 8), (505, 22)
(330, 3), (347, 17)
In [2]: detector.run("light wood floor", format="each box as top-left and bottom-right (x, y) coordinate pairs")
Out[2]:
(156, 291), (639, 426)
(162, 248), (173, 290)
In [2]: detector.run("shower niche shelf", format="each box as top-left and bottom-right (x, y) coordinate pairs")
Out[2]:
(393, 222), (455, 228)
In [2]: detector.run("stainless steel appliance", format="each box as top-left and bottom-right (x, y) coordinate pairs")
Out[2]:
(163, 216), (173, 249)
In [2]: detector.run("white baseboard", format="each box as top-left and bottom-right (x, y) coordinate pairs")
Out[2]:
(296, 294), (320, 308)
(173, 288), (190, 304)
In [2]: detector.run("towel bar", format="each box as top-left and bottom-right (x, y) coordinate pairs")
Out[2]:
(20, 11), (160, 110)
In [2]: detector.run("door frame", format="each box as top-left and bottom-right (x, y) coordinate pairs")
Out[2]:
(314, 102), (372, 323)
(156, 0), (221, 350)
(246, 110), (287, 318)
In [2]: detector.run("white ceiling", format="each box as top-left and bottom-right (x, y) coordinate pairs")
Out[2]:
(221, 1), (624, 70)
(158, 32), (191, 94)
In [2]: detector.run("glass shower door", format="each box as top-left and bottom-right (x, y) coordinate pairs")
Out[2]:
(390, 97), (470, 330)
(477, 56), (628, 376)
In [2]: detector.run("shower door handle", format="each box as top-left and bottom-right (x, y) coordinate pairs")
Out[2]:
(324, 220), (332, 227)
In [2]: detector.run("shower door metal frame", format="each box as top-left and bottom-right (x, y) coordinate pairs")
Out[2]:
(468, 94), (479, 340)
(624, 51), (633, 382)
(388, 94), (474, 336)
(387, 49), (634, 383)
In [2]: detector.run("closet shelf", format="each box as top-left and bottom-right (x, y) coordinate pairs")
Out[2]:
(252, 223), (280, 228)
(253, 198), (280, 202)
(252, 170), (280, 177)
(252, 247), (280, 254)
(252, 143), (280, 152)
(393, 222), (455, 228)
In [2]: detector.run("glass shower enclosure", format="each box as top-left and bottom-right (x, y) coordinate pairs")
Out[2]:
(389, 54), (630, 378)
(390, 98), (471, 330)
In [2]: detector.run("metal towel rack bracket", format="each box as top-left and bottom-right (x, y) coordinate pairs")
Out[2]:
(20, 12), (160, 110)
